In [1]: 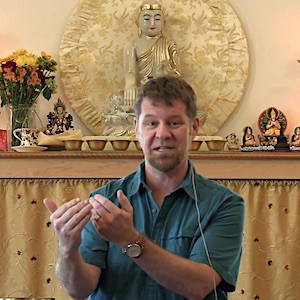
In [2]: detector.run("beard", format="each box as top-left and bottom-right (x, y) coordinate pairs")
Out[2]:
(147, 150), (186, 173)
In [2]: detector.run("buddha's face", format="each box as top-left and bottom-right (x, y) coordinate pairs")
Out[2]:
(138, 9), (164, 37)
(270, 110), (276, 119)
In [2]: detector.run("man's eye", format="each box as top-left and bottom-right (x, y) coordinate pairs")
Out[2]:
(147, 121), (158, 127)
(169, 122), (180, 127)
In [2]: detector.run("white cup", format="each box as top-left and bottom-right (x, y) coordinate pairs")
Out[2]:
(13, 128), (39, 146)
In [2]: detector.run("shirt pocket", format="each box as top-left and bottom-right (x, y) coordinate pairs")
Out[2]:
(161, 228), (196, 258)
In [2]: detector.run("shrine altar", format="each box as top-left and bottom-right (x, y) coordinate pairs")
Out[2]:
(0, 151), (299, 299)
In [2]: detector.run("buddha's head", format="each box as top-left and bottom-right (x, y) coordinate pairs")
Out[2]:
(138, 0), (165, 38)
(244, 126), (252, 135)
(268, 107), (278, 120)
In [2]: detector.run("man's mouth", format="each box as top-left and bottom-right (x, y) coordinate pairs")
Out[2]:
(154, 146), (174, 152)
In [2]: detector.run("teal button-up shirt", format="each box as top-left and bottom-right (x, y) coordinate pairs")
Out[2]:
(80, 161), (245, 299)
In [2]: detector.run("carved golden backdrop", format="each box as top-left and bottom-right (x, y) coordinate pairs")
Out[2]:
(59, 0), (249, 135)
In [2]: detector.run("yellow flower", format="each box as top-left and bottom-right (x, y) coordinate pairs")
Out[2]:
(41, 51), (52, 60)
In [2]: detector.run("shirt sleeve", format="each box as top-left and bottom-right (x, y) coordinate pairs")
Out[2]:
(79, 220), (109, 269)
(189, 193), (245, 292)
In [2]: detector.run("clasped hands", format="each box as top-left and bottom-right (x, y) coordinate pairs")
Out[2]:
(44, 190), (139, 253)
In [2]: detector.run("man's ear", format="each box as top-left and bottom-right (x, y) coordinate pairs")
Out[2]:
(134, 117), (139, 137)
(192, 117), (200, 138)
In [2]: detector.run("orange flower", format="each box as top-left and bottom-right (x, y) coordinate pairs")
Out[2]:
(17, 68), (27, 83)
(28, 70), (41, 86)
(3, 67), (16, 80)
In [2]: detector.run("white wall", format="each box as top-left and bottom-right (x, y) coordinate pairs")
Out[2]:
(219, 0), (300, 139)
(1, 0), (300, 139)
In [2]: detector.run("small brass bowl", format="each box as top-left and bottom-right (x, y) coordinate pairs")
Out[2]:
(63, 139), (83, 151)
(110, 139), (131, 151)
(189, 140), (203, 151)
(86, 139), (107, 151)
(206, 140), (227, 151)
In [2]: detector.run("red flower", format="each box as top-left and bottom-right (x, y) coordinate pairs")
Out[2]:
(1, 60), (16, 72)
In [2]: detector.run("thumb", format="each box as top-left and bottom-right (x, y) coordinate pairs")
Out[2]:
(43, 198), (58, 214)
(117, 190), (132, 212)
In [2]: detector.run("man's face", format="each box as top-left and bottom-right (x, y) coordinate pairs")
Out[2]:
(138, 9), (164, 37)
(135, 97), (199, 173)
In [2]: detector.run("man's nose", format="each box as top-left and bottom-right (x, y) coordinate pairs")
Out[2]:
(156, 123), (171, 138)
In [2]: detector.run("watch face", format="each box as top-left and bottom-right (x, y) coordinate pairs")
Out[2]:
(125, 243), (142, 258)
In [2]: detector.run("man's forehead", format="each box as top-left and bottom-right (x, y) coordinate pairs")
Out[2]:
(140, 97), (188, 113)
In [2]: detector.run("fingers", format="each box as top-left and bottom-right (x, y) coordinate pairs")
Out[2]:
(47, 198), (92, 232)
(117, 190), (132, 212)
(43, 198), (58, 213)
(68, 202), (92, 231)
(90, 191), (131, 213)
(91, 194), (116, 213)
(60, 200), (92, 229)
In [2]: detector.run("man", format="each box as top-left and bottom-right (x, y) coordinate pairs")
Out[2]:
(44, 75), (245, 300)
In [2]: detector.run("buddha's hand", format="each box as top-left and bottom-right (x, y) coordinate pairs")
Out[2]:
(124, 86), (138, 105)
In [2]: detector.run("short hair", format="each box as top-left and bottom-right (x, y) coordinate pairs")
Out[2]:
(134, 75), (198, 121)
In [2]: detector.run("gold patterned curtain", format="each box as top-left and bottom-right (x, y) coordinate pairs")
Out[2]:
(0, 179), (299, 299)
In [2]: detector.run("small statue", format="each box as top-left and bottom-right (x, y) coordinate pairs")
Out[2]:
(264, 107), (281, 136)
(226, 133), (240, 150)
(258, 107), (287, 149)
(242, 126), (258, 147)
(45, 98), (74, 135)
(290, 126), (300, 147)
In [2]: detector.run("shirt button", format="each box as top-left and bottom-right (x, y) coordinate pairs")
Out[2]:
(152, 208), (157, 214)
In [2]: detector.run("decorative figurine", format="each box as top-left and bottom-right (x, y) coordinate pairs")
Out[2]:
(226, 133), (240, 150)
(290, 126), (300, 150)
(258, 107), (288, 150)
(45, 98), (74, 135)
(242, 126), (258, 146)
(264, 107), (281, 136)
(240, 126), (259, 151)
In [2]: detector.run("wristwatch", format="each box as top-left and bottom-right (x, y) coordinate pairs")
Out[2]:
(123, 233), (145, 258)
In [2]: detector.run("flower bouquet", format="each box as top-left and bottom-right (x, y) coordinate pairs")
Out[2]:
(0, 49), (57, 146)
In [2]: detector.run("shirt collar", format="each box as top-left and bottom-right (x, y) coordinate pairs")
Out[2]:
(128, 161), (147, 197)
(129, 160), (196, 200)
(176, 161), (197, 200)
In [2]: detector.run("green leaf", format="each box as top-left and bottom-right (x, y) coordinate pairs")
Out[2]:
(43, 87), (51, 100)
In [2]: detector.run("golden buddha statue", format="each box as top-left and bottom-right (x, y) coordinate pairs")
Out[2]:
(102, 0), (181, 135)
(122, 0), (181, 111)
